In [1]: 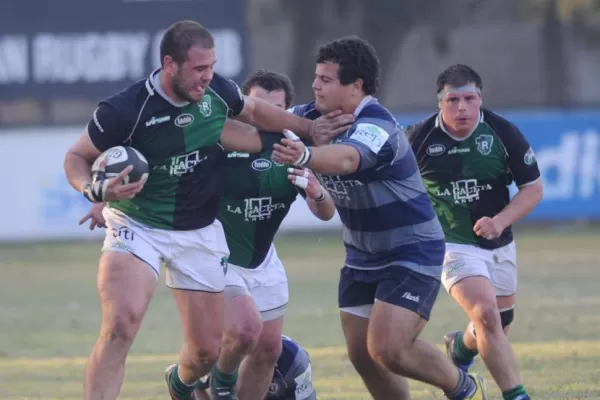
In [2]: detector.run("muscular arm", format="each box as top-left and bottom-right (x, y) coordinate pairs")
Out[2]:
(304, 145), (361, 176)
(236, 95), (315, 138)
(493, 180), (543, 231)
(220, 119), (263, 153)
(64, 129), (103, 193)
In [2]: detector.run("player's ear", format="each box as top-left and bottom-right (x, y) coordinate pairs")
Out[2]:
(352, 79), (363, 96)
(162, 55), (177, 77)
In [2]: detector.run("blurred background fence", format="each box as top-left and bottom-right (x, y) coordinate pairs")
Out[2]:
(1, 0), (600, 242)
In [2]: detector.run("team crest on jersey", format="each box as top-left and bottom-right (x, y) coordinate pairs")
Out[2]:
(524, 147), (536, 165)
(475, 135), (494, 155)
(198, 95), (212, 117)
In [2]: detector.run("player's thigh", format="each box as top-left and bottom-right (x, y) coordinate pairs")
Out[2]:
(443, 243), (492, 295)
(340, 309), (372, 367)
(172, 289), (225, 355)
(246, 247), (289, 322)
(167, 220), (230, 350)
(338, 266), (382, 364)
(369, 268), (441, 350)
(100, 208), (161, 334)
(490, 241), (518, 298)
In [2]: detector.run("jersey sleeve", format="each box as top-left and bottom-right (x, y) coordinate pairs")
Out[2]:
(337, 121), (393, 171)
(506, 125), (541, 187)
(86, 102), (134, 152)
(210, 73), (245, 117)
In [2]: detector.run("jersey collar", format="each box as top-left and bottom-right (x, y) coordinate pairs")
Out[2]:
(353, 95), (375, 117)
(435, 111), (484, 141)
(145, 68), (190, 108)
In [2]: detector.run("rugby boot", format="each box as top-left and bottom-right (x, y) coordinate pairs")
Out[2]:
(445, 330), (476, 372)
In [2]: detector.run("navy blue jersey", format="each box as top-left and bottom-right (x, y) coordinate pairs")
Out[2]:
(291, 97), (445, 278)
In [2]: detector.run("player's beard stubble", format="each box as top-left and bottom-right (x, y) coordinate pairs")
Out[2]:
(172, 71), (201, 103)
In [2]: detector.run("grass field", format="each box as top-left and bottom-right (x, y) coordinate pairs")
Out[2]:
(1, 228), (600, 399)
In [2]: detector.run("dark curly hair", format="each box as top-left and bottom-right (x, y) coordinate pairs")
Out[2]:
(241, 69), (295, 109)
(436, 64), (482, 94)
(316, 36), (380, 95)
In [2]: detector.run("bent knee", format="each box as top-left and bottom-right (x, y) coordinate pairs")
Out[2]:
(470, 303), (502, 332)
(100, 309), (145, 344)
(188, 345), (221, 368)
(250, 334), (282, 365)
(367, 339), (411, 371)
(224, 318), (262, 351)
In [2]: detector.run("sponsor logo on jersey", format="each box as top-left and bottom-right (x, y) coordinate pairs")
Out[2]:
(435, 179), (492, 204)
(426, 144), (446, 156)
(294, 364), (314, 399)
(447, 146), (470, 154)
(145, 115), (170, 127)
(225, 197), (287, 221)
(350, 123), (389, 154)
(252, 158), (272, 171)
(169, 150), (207, 176)
(227, 151), (250, 158)
(524, 147), (536, 165)
(174, 113), (194, 128)
(316, 174), (363, 201)
(198, 94), (212, 117)
(475, 134), (494, 155)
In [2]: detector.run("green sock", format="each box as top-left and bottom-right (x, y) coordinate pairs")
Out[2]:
(502, 384), (528, 400)
(453, 331), (479, 364)
(210, 366), (238, 389)
(168, 365), (195, 399)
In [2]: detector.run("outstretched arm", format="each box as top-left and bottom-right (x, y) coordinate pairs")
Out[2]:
(273, 139), (360, 176)
(236, 96), (354, 140)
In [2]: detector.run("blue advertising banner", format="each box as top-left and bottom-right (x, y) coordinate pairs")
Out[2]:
(0, 0), (248, 127)
(395, 110), (600, 221)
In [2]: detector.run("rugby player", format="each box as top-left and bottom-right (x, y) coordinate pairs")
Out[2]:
(195, 335), (316, 400)
(64, 20), (352, 400)
(405, 64), (542, 400)
(212, 70), (334, 400)
(272, 36), (488, 400)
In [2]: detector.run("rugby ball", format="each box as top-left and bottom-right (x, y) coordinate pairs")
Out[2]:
(92, 146), (149, 184)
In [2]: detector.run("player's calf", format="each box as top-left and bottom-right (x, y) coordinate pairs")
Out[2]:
(238, 317), (284, 400)
(450, 278), (528, 399)
(211, 293), (262, 400)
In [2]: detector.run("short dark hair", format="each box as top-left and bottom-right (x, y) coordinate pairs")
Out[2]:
(160, 20), (214, 66)
(242, 70), (295, 109)
(436, 64), (482, 93)
(316, 36), (380, 95)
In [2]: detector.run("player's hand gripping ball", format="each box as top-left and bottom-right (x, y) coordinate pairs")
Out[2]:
(83, 146), (149, 203)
